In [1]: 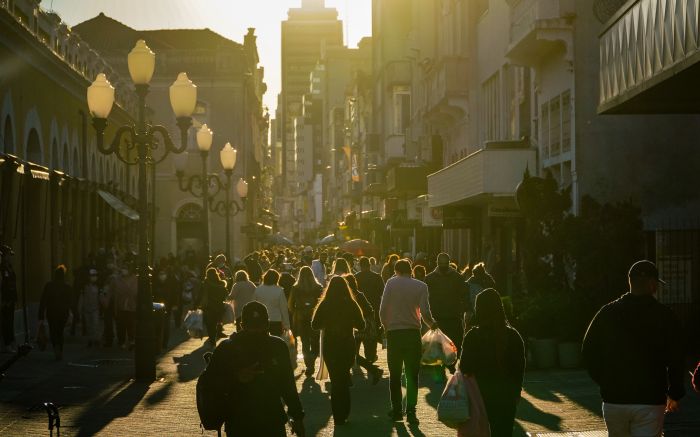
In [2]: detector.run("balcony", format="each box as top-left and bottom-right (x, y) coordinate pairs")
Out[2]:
(425, 56), (469, 125)
(384, 60), (411, 89)
(598, 0), (700, 114)
(506, 0), (575, 66)
(427, 141), (536, 208)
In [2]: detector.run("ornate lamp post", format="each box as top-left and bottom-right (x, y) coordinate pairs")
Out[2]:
(213, 145), (247, 258)
(86, 40), (196, 381)
(175, 124), (215, 259)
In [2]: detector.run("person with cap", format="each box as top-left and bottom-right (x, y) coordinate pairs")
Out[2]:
(582, 260), (685, 437)
(205, 301), (306, 437)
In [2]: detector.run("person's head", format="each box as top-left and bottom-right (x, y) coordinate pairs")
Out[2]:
(205, 267), (221, 283)
(342, 252), (354, 267)
(241, 301), (269, 333)
(412, 265), (426, 281)
(343, 273), (359, 295)
(628, 260), (665, 296)
(359, 256), (370, 271)
(436, 253), (451, 273)
(394, 259), (412, 276)
(89, 268), (99, 283)
(214, 254), (227, 268)
(331, 257), (351, 276)
(386, 254), (399, 266)
(53, 264), (67, 282)
(263, 269), (280, 286)
(320, 251), (328, 263)
(234, 270), (249, 283)
(295, 265), (319, 288)
(473, 288), (507, 330)
(319, 276), (356, 307)
(369, 257), (377, 266)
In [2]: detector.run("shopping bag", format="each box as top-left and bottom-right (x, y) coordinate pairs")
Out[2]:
(315, 330), (329, 381)
(221, 302), (235, 325)
(183, 309), (204, 338)
(282, 330), (298, 370)
(458, 375), (491, 437)
(421, 328), (458, 366)
(36, 320), (48, 351)
(437, 370), (470, 427)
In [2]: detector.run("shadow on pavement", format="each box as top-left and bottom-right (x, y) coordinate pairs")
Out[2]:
(515, 396), (562, 431)
(173, 342), (209, 382)
(74, 380), (150, 437)
(144, 380), (173, 405)
(523, 370), (603, 418)
(419, 366), (445, 410)
(298, 377), (331, 437)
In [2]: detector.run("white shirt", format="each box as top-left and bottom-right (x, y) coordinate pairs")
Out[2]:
(253, 284), (290, 328)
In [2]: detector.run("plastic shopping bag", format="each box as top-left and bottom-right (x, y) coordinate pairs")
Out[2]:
(437, 370), (470, 427)
(315, 330), (329, 381)
(221, 302), (235, 325)
(282, 330), (298, 370)
(421, 328), (458, 366)
(458, 375), (491, 437)
(183, 309), (204, 338)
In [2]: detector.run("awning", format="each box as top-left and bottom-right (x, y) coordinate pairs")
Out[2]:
(98, 190), (140, 221)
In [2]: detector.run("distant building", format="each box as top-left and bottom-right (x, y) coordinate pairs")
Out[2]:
(74, 14), (267, 260)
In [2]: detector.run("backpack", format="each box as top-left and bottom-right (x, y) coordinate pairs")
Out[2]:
(196, 340), (232, 436)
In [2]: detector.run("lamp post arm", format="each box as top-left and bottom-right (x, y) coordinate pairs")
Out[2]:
(150, 125), (177, 165)
(206, 174), (223, 199)
(176, 172), (204, 197)
(94, 121), (136, 158)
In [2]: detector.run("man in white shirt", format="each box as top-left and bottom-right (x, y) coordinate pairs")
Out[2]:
(311, 251), (328, 286)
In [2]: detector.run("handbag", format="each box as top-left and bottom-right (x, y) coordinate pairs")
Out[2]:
(437, 370), (470, 427)
(315, 330), (329, 381)
(458, 375), (491, 437)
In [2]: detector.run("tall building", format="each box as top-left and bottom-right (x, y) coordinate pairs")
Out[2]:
(279, 0), (343, 236)
(74, 14), (267, 260)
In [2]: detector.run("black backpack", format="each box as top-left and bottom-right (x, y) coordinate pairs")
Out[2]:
(196, 341), (231, 436)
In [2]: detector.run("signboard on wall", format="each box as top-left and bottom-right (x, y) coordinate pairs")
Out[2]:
(423, 206), (443, 227)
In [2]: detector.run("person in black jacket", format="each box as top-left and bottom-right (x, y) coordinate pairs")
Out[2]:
(344, 274), (383, 384)
(354, 257), (384, 362)
(459, 288), (525, 437)
(288, 266), (323, 377)
(425, 252), (469, 373)
(199, 268), (228, 347)
(311, 276), (365, 425)
(205, 301), (305, 437)
(38, 265), (73, 360)
(582, 260), (685, 437)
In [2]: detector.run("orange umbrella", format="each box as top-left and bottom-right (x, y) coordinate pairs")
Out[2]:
(339, 239), (378, 257)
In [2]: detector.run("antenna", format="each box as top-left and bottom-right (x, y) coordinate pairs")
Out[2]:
(345, 0), (349, 47)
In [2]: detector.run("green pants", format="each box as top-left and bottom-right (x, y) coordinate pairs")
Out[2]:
(387, 329), (422, 413)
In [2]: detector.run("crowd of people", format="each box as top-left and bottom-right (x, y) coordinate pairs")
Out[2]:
(1, 241), (699, 436)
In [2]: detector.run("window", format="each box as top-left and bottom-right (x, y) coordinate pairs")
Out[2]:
(540, 101), (549, 159)
(540, 90), (572, 160)
(480, 72), (501, 142)
(393, 86), (411, 135)
(562, 91), (571, 152)
(549, 96), (560, 157)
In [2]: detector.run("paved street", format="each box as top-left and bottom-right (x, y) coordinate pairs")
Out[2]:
(2, 323), (698, 436)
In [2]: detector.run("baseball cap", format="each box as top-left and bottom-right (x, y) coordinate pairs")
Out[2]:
(628, 260), (666, 284)
(241, 301), (269, 330)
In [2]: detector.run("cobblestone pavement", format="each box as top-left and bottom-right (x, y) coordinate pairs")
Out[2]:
(1, 324), (698, 436)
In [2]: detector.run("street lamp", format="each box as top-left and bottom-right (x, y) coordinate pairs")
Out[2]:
(86, 39), (196, 382)
(211, 145), (247, 259)
(175, 124), (219, 259)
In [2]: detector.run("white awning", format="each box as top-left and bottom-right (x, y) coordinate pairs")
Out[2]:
(98, 190), (139, 221)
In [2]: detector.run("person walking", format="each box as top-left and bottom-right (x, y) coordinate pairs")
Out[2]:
(288, 266), (323, 377)
(582, 260), (685, 437)
(344, 274), (383, 384)
(112, 264), (137, 350)
(466, 262), (496, 313)
(243, 252), (263, 285)
(381, 254), (399, 284)
(80, 269), (101, 347)
(459, 288), (525, 437)
(0, 245), (18, 353)
(205, 301), (306, 437)
(38, 265), (73, 360)
(228, 270), (256, 332)
(200, 267), (228, 347)
(425, 252), (469, 374)
(311, 251), (328, 286)
(311, 276), (365, 425)
(253, 269), (290, 337)
(412, 265), (426, 282)
(380, 259), (437, 424)
(354, 257), (384, 363)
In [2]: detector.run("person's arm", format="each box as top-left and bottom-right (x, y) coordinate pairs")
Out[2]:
(508, 329), (526, 399)
(379, 284), (390, 328)
(581, 308), (606, 385)
(353, 302), (366, 331)
(419, 283), (436, 328)
(692, 361), (700, 393)
(666, 311), (686, 402)
(287, 286), (297, 315)
(280, 289), (290, 330)
(278, 342), (305, 422)
(458, 328), (477, 375)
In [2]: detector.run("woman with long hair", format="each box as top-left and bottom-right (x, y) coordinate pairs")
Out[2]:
(311, 276), (365, 425)
(200, 267), (228, 347)
(330, 257), (351, 277)
(253, 269), (290, 337)
(459, 288), (525, 437)
(288, 266), (323, 376)
(228, 270), (256, 331)
(381, 254), (400, 283)
(343, 274), (383, 384)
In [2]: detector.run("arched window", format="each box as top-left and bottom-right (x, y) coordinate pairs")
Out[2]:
(51, 139), (59, 170)
(62, 143), (69, 172)
(26, 129), (41, 164)
(3, 116), (13, 154)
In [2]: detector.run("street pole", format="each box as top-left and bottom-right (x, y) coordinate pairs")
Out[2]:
(201, 151), (210, 261)
(225, 170), (232, 259)
(134, 84), (155, 382)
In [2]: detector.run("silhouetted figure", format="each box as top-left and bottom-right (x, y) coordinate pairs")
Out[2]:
(38, 265), (73, 360)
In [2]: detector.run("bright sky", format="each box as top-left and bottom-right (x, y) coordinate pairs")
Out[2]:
(42, 0), (372, 113)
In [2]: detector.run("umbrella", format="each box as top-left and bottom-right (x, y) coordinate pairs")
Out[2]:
(265, 233), (295, 246)
(339, 239), (378, 257)
(318, 234), (337, 245)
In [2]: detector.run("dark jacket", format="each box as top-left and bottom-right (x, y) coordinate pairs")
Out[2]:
(200, 279), (227, 314)
(459, 326), (525, 402)
(38, 280), (72, 322)
(354, 270), (384, 316)
(425, 268), (468, 319)
(582, 292), (685, 404)
(206, 330), (304, 433)
(288, 283), (322, 333)
(243, 255), (263, 284)
(0, 261), (17, 304)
